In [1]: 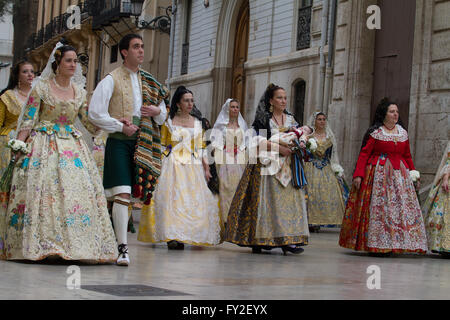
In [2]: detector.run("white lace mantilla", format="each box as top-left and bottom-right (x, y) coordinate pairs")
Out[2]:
(370, 125), (408, 143)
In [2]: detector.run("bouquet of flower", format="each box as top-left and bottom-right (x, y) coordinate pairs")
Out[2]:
(0, 139), (30, 193)
(306, 138), (318, 152)
(331, 163), (345, 178)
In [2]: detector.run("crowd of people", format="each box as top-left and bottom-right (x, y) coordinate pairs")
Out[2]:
(0, 34), (448, 266)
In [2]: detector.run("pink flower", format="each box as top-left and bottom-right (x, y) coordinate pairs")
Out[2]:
(63, 150), (74, 158)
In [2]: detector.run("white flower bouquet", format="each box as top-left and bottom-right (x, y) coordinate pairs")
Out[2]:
(410, 170), (420, 182)
(306, 138), (318, 152)
(331, 163), (345, 178)
(7, 139), (31, 154)
(0, 139), (30, 193)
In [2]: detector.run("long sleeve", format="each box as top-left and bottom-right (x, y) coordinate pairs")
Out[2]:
(0, 99), (6, 129)
(402, 139), (416, 171)
(353, 136), (376, 179)
(153, 100), (167, 125)
(88, 75), (123, 133)
(19, 88), (41, 132)
(78, 99), (99, 135)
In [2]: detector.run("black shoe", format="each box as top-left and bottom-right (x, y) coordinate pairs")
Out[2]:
(368, 252), (392, 257)
(251, 247), (262, 254)
(281, 246), (304, 255)
(309, 226), (320, 233)
(167, 240), (184, 250)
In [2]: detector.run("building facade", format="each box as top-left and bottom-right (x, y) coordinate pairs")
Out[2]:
(168, 0), (449, 189)
(0, 9), (14, 89)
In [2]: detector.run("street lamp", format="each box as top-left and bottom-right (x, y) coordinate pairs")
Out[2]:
(130, 0), (145, 16)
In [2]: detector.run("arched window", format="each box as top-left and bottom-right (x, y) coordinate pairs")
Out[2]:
(293, 79), (306, 125)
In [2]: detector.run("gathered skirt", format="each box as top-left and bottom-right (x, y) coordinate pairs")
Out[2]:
(0, 130), (118, 261)
(339, 160), (428, 253)
(138, 153), (221, 246)
(422, 180), (449, 253)
(225, 163), (309, 247)
(304, 162), (347, 226)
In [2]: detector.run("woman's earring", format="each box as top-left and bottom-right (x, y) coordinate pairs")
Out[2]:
(177, 107), (181, 115)
(269, 104), (274, 113)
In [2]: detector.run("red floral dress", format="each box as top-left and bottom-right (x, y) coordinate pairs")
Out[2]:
(339, 125), (428, 253)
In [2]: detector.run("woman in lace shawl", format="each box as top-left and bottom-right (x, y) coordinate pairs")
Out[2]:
(422, 142), (449, 256)
(0, 42), (117, 262)
(303, 112), (349, 233)
(224, 84), (309, 255)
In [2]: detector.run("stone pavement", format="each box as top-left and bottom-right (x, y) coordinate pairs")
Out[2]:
(0, 227), (449, 300)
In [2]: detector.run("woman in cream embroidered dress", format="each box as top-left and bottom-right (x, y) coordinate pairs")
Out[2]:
(0, 44), (118, 261)
(422, 142), (449, 256)
(304, 112), (348, 232)
(339, 99), (427, 256)
(212, 99), (248, 232)
(0, 61), (35, 177)
(225, 84), (309, 255)
(138, 86), (220, 249)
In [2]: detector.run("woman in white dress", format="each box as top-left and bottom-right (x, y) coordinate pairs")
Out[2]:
(211, 99), (248, 234)
(0, 42), (118, 262)
(138, 86), (221, 249)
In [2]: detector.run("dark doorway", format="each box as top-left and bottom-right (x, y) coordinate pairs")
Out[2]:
(371, 0), (416, 129)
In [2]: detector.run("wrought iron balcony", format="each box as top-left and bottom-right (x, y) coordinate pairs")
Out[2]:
(297, 5), (312, 50)
(88, 0), (144, 30)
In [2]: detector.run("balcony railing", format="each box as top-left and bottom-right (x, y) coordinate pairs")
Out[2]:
(89, 0), (139, 30)
(296, 5), (312, 50)
(24, 1), (89, 53)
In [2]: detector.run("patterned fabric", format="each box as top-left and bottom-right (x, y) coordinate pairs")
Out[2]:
(339, 127), (427, 254)
(133, 70), (170, 205)
(216, 128), (246, 236)
(304, 138), (346, 226)
(422, 155), (450, 253)
(0, 80), (118, 261)
(0, 90), (23, 177)
(138, 119), (221, 246)
(92, 131), (108, 179)
(224, 114), (309, 247)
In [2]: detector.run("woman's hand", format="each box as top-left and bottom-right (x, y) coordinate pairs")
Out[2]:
(204, 167), (212, 182)
(353, 177), (362, 190)
(279, 144), (292, 157)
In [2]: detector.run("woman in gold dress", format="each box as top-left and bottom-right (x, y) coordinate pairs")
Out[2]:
(224, 84), (309, 255)
(138, 86), (221, 249)
(304, 112), (349, 232)
(0, 42), (117, 262)
(0, 61), (35, 177)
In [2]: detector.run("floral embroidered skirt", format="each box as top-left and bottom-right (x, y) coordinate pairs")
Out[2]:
(138, 154), (221, 246)
(224, 163), (309, 247)
(0, 130), (118, 261)
(422, 181), (449, 253)
(339, 160), (428, 253)
(304, 162), (346, 226)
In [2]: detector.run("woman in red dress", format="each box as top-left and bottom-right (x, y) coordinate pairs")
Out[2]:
(339, 98), (428, 256)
